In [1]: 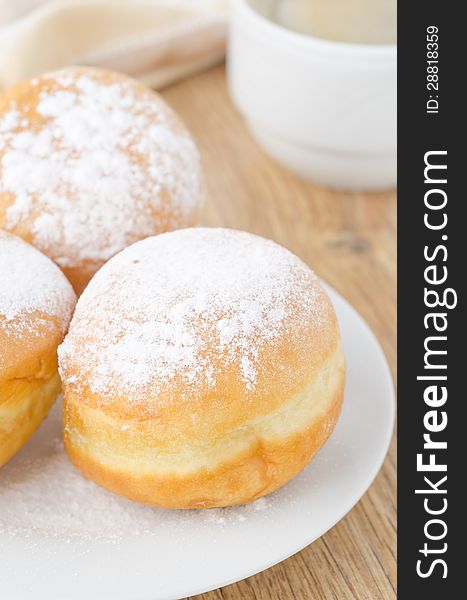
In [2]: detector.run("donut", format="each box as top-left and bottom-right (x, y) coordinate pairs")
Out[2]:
(0, 231), (75, 467)
(0, 66), (203, 295)
(58, 228), (345, 508)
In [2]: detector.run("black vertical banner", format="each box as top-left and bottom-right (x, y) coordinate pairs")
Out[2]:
(398, 2), (463, 598)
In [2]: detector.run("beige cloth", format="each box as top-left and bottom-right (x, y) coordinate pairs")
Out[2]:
(0, 0), (229, 90)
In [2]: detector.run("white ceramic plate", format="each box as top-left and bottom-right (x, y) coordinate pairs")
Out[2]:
(0, 285), (394, 600)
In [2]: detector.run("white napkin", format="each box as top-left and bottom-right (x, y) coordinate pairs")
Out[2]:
(0, 0), (229, 90)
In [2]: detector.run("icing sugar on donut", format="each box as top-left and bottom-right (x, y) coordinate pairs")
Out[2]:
(0, 231), (75, 332)
(0, 67), (202, 269)
(58, 228), (333, 409)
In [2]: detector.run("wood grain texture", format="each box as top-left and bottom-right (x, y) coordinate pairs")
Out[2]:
(161, 64), (396, 600)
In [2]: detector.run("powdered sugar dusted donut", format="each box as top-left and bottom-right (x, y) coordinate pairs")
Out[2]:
(59, 228), (344, 508)
(0, 231), (75, 467)
(0, 67), (203, 294)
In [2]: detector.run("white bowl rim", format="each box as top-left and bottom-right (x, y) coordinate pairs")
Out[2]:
(234, 0), (397, 58)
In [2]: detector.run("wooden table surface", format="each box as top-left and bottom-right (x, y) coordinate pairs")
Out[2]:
(162, 64), (396, 600)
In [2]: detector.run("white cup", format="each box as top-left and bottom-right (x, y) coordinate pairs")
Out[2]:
(227, 0), (397, 191)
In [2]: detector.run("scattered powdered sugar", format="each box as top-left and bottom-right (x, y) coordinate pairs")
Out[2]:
(0, 230), (75, 333)
(0, 68), (202, 269)
(0, 402), (275, 543)
(58, 228), (328, 407)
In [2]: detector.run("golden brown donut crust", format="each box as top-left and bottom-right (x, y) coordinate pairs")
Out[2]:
(0, 364), (60, 468)
(65, 394), (343, 508)
(0, 67), (203, 295)
(63, 347), (344, 508)
(59, 229), (345, 507)
(0, 314), (65, 467)
(0, 232), (76, 466)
